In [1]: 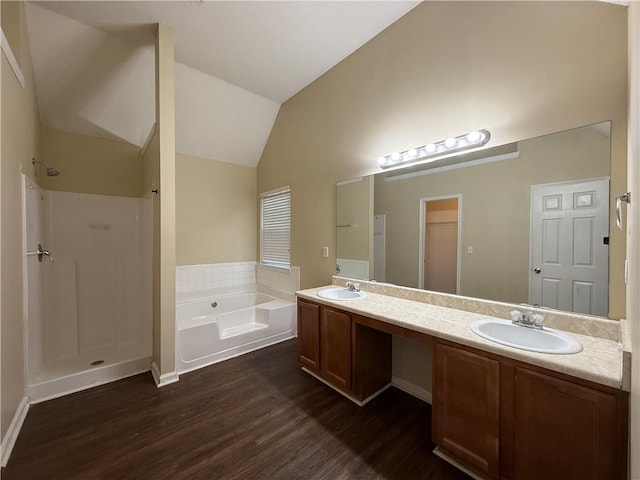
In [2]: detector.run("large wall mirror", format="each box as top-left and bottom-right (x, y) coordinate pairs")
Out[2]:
(336, 121), (621, 319)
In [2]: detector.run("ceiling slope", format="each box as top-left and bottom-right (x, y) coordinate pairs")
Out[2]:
(25, 1), (419, 166)
(34, 1), (420, 102)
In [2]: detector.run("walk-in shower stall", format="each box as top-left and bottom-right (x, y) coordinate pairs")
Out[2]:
(23, 175), (152, 401)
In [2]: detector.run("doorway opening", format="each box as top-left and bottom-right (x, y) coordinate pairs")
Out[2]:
(419, 195), (461, 294)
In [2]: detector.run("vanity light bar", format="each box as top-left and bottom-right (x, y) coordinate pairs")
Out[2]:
(377, 129), (491, 169)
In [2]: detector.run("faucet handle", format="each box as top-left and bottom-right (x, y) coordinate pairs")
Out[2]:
(510, 310), (523, 322)
(531, 313), (544, 328)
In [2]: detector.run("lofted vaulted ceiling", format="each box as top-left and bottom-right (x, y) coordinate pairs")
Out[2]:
(25, 1), (420, 167)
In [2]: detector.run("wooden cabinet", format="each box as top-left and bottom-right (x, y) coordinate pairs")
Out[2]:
(297, 299), (320, 372)
(320, 307), (352, 391)
(510, 367), (621, 480)
(296, 299), (391, 401)
(433, 343), (500, 478)
(433, 341), (628, 480)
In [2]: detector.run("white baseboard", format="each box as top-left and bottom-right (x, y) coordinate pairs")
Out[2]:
(391, 375), (432, 404)
(151, 361), (179, 388)
(1, 395), (30, 467)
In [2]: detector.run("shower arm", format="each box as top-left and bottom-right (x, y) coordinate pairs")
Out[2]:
(32, 158), (60, 176)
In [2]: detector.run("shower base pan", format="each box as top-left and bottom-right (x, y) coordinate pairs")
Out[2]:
(26, 343), (151, 403)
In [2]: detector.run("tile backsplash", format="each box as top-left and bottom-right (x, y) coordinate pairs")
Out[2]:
(176, 262), (256, 293)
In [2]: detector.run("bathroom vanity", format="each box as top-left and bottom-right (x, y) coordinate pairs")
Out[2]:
(296, 282), (629, 480)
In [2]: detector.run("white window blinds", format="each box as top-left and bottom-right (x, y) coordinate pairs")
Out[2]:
(260, 187), (291, 268)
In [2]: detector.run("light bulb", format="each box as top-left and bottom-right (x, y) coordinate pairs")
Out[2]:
(467, 131), (482, 143)
(407, 148), (418, 158)
(425, 143), (437, 154)
(377, 156), (388, 167)
(444, 137), (457, 149)
(390, 152), (401, 162)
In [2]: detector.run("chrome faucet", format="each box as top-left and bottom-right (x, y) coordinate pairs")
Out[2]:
(510, 310), (544, 330)
(346, 281), (360, 292)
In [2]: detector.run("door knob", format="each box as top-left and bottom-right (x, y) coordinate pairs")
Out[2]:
(533, 267), (541, 274)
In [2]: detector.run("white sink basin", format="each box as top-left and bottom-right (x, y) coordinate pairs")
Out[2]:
(317, 288), (366, 301)
(470, 318), (582, 354)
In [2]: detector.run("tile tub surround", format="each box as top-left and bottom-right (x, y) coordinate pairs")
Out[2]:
(176, 263), (301, 299)
(336, 258), (369, 281)
(297, 285), (627, 390)
(176, 262), (257, 293)
(256, 264), (300, 302)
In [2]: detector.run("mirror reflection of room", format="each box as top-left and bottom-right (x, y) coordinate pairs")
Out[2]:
(337, 121), (618, 318)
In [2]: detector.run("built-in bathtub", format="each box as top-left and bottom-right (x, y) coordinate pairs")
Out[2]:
(176, 287), (296, 373)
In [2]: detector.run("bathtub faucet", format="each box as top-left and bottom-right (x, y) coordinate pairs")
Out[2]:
(346, 282), (360, 292)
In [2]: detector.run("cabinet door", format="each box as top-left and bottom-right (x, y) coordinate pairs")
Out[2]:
(433, 343), (500, 479)
(512, 367), (618, 480)
(320, 307), (352, 392)
(297, 300), (320, 372)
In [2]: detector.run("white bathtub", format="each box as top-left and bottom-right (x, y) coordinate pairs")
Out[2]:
(176, 290), (296, 373)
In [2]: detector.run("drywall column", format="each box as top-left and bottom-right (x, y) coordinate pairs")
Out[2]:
(627, 3), (639, 478)
(151, 23), (177, 386)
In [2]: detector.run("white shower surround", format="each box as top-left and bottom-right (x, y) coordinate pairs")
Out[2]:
(23, 177), (152, 402)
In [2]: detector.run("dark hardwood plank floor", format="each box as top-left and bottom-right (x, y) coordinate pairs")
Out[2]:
(2, 340), (470, 480)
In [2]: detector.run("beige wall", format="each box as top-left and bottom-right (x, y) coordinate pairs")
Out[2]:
(176, 153), (257, 266)
(38, 127), (144, 197)
(1, 1), (39, 440)
(375, 125), (614, 313)
(1, 1), (20, 69)
(336, 176), (373, 261)
(257, 1), (627, 293)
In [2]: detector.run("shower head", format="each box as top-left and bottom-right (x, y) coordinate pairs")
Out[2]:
(32, 158), (60, 177)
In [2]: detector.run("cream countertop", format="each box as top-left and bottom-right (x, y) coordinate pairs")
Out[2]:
(297, 286), (626, 391)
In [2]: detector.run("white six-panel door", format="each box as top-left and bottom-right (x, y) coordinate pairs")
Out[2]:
(530, 177), (609, 316)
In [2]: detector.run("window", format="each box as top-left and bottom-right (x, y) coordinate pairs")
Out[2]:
(260, 186), (291, 268)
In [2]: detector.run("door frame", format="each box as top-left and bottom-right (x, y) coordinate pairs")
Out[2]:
(527, 176), (610, 309)
(373, 213), (386, 282)
(418, 194), (462, 293)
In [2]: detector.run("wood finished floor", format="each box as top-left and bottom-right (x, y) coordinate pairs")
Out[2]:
(3, 340), (470, 480)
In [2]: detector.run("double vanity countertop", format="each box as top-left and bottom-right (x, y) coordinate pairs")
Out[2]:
(297, 284), (629, 391)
